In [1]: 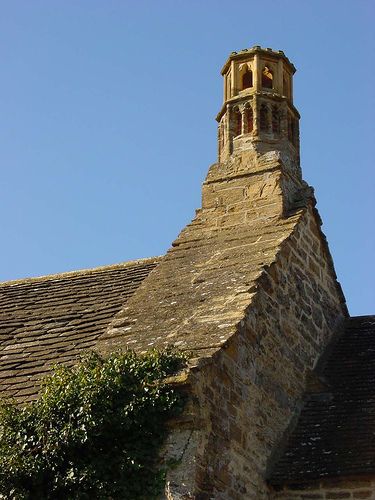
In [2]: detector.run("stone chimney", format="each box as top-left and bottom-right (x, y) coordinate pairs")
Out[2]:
(100, 47), (347, 498)
(202, 46), (310, 220)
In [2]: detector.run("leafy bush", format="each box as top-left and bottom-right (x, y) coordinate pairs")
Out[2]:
(0, 349), (187, 499)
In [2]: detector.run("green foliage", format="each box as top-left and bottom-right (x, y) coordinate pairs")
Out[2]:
(0, 349), (187, 499)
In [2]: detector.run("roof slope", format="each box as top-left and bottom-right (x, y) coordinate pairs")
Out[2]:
(99, 208), (304, 357)
(0, 258), (160, 403)
(270, 315), (375, 484)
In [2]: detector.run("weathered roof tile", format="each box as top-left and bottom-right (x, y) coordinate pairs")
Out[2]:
(0, 258), (160, 403)
(270, 315), (375, 484)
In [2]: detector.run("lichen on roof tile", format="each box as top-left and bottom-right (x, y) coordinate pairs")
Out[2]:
(0, 258), (160, 402)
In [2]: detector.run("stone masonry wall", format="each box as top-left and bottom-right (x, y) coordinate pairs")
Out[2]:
(272, 477), (375, 499)
(96, 143), (348, 498)
(163, 204), (347, 499)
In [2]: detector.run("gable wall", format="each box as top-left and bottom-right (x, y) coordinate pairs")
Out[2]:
(99, 160), (301, 356)
(164, 206), (347, 499)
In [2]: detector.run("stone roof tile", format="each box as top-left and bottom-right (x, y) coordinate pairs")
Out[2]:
(99, 211), (303, 356)
(0, 258), (160, 403)
(270, 315), (375, 484)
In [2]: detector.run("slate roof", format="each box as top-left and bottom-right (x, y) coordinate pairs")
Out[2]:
(0, 258), (160, 403)
(270, 315), (375, 485)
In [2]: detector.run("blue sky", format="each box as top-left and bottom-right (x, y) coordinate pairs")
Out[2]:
(0, 0), (373, 316)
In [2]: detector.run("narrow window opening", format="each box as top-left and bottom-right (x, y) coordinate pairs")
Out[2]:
(272, 106), (280, 134)
(226, 72), (231, 99)
(262, 67), (273, 89)
(283, 74), (290, 98)
(242, 70), (253, 90)
(218, 123), (224, 154)
(234, 109), (242, 137)
(260, 104), (268, 131)
(288, 114), (294, 144)
(246, 106), (253, 133)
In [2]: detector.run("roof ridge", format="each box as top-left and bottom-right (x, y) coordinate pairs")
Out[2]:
(347, 314), (375, 320)
(0, 256), (162, 288)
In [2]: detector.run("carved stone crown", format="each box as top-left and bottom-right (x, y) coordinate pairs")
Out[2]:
(216, 46), (300, 166)
(200, 46), (312, 218)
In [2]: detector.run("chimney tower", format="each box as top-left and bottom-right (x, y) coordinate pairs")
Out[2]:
(203, 46), (308, 218)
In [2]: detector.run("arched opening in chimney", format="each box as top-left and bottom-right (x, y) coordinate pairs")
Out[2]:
(260, 104), (268, 131)
(233, 108), (242, 137)
(262, 67), (273, 89)
(242, 70), (253, 90)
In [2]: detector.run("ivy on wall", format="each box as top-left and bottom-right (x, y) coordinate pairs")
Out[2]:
(0, 349), (187, 499)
